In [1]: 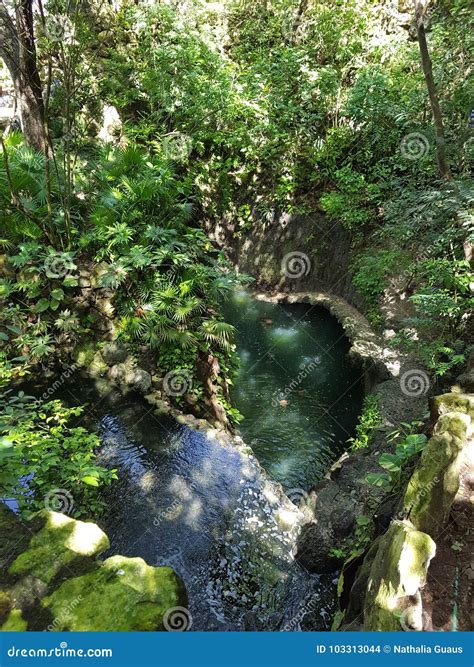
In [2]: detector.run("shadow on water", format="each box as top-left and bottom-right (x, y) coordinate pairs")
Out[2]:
(31, 291), (362, 631)
(48, 376), (336, 631)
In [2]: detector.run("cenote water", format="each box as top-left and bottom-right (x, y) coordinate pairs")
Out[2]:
(42, 291), (362, 631)
(223, 290), (364, 492)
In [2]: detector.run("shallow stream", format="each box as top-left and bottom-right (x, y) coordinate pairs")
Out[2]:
(47, 292), (363, 630)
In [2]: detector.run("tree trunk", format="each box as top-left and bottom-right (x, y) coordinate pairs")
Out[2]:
(0, 0), (46, 152)
(413, 1), (451, 179)
(289, 0), (309, 45)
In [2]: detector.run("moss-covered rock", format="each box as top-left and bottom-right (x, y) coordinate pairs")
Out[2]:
(403, 411), (470, 536)
(8, 511), (109, 585)
(43, 555), (186, 631)
(364, 520), (435, 631)
(102, 341), (129, 365)
(1, 608), (28, 631)
(0, 504), (32, 575)
(74, 338), (99, 368)
(431, 393), (474, 421)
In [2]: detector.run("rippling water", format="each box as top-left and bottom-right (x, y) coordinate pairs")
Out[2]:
(48, 291), (361, 630)
(223, 291), (364, 491)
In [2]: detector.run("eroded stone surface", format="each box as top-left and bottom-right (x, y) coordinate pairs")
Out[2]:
(363, 520), (435, 631)
(404, 411), (470, 536)
(43, 555), (185, 631)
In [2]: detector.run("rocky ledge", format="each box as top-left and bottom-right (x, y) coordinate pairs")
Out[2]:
(0, 508), (185, 631)
(342, 391), (473, 631)
(251, 290), (430, 573)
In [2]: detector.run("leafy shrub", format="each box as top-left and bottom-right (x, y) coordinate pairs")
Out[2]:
(0, 392), (116, 518)
(366, 433), (427, 493)
(348, 394), (381, 451)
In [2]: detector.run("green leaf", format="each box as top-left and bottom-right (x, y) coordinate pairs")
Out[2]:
(81, 476), (100, 487)
(34, 298), (50, 313)
(50, 288), (65, 301)
(366, 472), (391, 489)
(63, 276), (78, 287)
(378, 453), (402, 473)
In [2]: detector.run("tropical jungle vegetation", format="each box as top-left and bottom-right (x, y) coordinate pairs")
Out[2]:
(0, 0), (472, 625)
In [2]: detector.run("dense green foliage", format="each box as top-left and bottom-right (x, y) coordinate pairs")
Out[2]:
(0, 0), (472, 518)
(348, 394), (381, 451)
(0, 357), (116, 517)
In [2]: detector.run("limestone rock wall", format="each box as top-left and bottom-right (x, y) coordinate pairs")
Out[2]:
(343, 391), (473, 631)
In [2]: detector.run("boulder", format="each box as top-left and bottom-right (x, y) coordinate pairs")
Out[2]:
(403, 411), (470, 536)
(1, 511), (186, 632)
(1, 608), (28, 631)
(296, 482), (358, 572)
(102, 341), (129, 365)
(43, 555), (186, 631)
(431, 392), (474, 421)
(124, 367), (152, 393)
(8, 511), (109, 585)
(363, 520), (435, 631)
